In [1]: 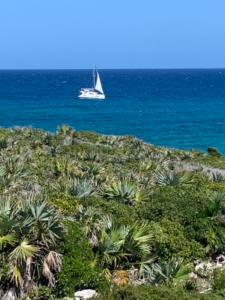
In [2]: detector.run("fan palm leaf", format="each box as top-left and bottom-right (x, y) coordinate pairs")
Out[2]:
(155, 171), (192, 186)
(0, 233), (16, 250)
(111, 270), (130, 285)
(134, 255), (158, 280)
(123, 221), (153, 257)
(69, 178), (96, 198)
(103, 181), (135, 204)
(204, 192), (225, 218)
(134, 188), (151, 204)
(10, 265), (24, 287)
(158, 259), (188, 284)
(9, 239), (39, 264)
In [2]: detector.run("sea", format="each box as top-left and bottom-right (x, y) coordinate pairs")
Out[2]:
(0, 69), (225, 154)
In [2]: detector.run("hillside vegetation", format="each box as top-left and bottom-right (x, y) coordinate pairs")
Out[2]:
(1, 125), (225, 299)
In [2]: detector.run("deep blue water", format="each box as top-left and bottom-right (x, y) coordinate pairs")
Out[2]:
(0, 69), (225, 153)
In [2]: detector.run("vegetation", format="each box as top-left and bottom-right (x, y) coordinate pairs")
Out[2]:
(1, 125), (225, 299)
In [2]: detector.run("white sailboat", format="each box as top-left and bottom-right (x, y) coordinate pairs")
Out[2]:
(78, 65), (105, 99)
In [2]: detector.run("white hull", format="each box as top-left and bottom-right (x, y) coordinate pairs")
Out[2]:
(78, 90), (105, 99)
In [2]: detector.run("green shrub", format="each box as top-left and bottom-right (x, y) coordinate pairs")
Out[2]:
(0, 138), (7, 149)
(135, 186), (206, 231)
(0, 258), (10, 290)
(212, 267), (225, 295)
(207, 147), (222, 158)
(54, 221), (108, 297)
(29, 286), (53, 300)
(80, 196), (137, 225)
(150, 219), (205, 260)
(97, 284), (223, 300)
(50, 194), (79, 215)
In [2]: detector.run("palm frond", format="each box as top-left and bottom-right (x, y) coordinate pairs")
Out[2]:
(123, 221), (154, 257)
(155, 171), (192, 186)
(44, 251), (62, 272)
(111, 270), (129, 285)
(69, 178), (96, 198)
(9, 239), (39, 264)
(0, 233), (16, 250)
(10, 265), (24, 287)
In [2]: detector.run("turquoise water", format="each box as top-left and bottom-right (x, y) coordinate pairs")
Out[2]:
(0, 69), (225, 153)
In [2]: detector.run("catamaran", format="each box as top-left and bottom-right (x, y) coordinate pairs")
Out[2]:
(78, 65), (105, 99)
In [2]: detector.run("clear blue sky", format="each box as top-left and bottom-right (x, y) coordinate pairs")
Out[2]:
(0, 0), (225, 69)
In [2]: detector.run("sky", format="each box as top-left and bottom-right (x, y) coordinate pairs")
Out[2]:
(0, 0), (225, 69)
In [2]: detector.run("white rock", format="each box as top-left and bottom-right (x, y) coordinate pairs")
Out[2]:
(195, 263), (205, 271)
(62, 137), (72, 146)
(205, 262), (213, 269)
(75, 289), (97, 299)
(189, 272), (197, 279)
(217, 263), (223, 268)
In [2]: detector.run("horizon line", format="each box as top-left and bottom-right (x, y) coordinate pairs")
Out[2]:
(0, 67), (225, 71)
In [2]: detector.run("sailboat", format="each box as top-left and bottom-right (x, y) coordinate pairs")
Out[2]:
(78, 65), (105, 99)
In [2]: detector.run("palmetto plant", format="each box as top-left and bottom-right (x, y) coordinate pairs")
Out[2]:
(57, 124), (75, 136)
(0, 195), (64, 296)
(27, 200), (64, 247)
(211, 172), (224, 182)
(103, 181), (151, 205)
(130, 138), (144, 151)
(79, 162), (104, 181)
(119, 171), (140, 183)
(83, 151), (100, 162)
(160, 148), (174, 158)
(133, 188), (151, 204)
(69, 178), (96, 198)
(122, 221), (154, 257)
(103, 181), (135, 204)
(53, 158), (70, 178)
(133, 255), (160, 282)
(74, 205), (102, 246)
(96, 216), (155, 274)
(156, 259), (189, 284)
(139, 160), (163, 172)
(111, 270), (130, 285)
(201, 193), (225, 254)
(205, 225), (225, 254)
(180, 151), (194, 160)
(155, 171), (192, 186)
(203, 192), (225, 219)
(43, 132), (54, 146)
(0, 138), (7, 150)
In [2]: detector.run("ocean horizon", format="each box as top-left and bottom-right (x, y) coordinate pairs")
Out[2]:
(0, 69), (225, 154)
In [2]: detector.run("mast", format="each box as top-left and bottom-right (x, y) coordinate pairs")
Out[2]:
(93, 62), (95, 89)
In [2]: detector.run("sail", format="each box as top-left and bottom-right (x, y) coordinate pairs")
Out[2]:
(94, 70), (104, 94)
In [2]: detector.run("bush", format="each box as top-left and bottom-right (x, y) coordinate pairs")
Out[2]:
(29, 286), (53, 300)
(54, 221), (108, 297)
(207, 147), (222, 158)
(0, 259), (10, 290)
(96, 284), (224, 300)
(212, 267), (225, 295)
(150, 219), (205, 260)
(79, 196), (137, 226)
(0, 138), (7, 149)
(135, 186), (207, 240)
(50, 194), (79, 215)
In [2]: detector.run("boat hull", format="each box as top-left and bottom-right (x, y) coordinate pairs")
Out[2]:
(78, 92), (105, 99)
